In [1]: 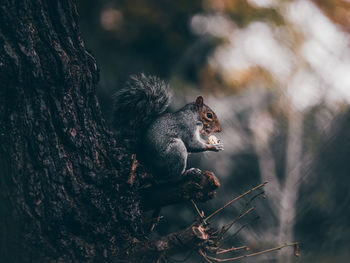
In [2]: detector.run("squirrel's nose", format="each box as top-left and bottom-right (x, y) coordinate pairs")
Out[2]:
(216, 124), (222, 133)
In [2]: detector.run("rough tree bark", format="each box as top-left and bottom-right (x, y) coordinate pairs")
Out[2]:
(0, 1), (219, 262)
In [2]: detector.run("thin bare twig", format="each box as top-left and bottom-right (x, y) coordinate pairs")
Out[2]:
(191, 199), (205, 219)
(216, 246), (249, 255)
(199, 249), (213, 263)
(216, 190), (264, 240)
(205, 242), (299, 262)
(204, 182), (267, 222)
(218, 216), (260, 250)
(216, 207), (255, 241)
(244, 191), (265, 207)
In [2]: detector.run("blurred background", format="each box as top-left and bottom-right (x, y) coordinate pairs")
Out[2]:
(77, 0), (350, 262)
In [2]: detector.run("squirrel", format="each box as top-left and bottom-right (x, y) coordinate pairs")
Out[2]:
(113, 74), (224, 181)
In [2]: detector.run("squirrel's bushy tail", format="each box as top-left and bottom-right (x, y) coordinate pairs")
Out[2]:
(112, 74), (171, 146)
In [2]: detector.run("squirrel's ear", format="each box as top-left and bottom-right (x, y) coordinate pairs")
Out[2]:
(195, 96), (204, 110)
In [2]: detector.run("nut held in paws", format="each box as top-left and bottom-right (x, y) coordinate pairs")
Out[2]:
(208, 135), (219, 145)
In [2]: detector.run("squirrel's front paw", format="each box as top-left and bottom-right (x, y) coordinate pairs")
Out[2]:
(207, 142), (224, 152)
(214, 142), (224, 151)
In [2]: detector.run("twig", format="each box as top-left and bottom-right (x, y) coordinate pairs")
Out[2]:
(205, 242), (299, 262)
(216, 246), (249, 255)
(199, 248), (213, 263)
(216, 207), (255, 241)
(218, 216), (260, 250)
(191, 199), (205, 219)
(204, 182), (267, 222)
(245, 191), (265, 207)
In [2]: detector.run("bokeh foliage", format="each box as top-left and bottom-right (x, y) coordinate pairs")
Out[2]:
(77, 0), (350, 262)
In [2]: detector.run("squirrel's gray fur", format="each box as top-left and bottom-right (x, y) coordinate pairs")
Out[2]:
(142, 104), (208, 180)
(113, 74), (223, 181)
(112, 74), (172, 147)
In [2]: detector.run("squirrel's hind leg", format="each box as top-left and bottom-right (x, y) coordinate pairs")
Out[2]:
(159, 138), (188, 181)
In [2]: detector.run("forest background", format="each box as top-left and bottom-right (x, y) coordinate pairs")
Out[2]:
(77, 0), (350, 262)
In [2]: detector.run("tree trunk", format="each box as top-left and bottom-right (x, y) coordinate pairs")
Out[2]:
(0, 1), (218, 262)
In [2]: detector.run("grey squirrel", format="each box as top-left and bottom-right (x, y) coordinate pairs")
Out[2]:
(113, 74), (223, 181)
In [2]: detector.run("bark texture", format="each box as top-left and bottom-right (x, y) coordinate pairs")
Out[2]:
(0, 1), (219, 262)
(0, 0), (140, 261)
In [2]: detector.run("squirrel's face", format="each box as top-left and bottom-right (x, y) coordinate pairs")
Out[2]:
(195, 96), (222, 136)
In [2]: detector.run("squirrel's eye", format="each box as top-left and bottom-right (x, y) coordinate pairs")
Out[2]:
(206, 112), (213, 119)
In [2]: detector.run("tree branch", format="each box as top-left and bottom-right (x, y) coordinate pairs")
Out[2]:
(131, 222), (213, 262)
(140, 170), (220, 211)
